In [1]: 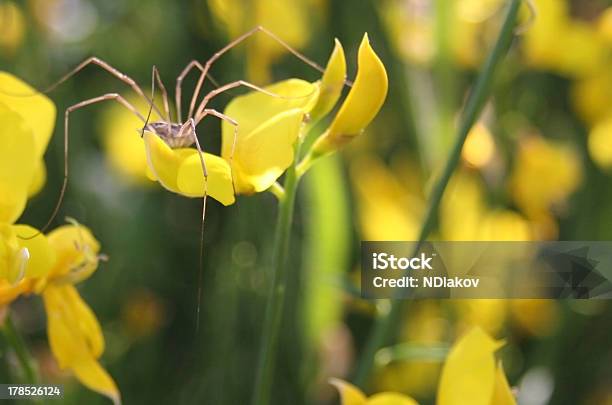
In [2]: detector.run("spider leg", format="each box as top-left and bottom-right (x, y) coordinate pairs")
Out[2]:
(28, 93), (145, 238)
(193, 79), (313, 122)
(175, 60), (221, 123)
(186, 25), (328, 121)
(42, 57), (164, 118)
(152, 66), (170, 121)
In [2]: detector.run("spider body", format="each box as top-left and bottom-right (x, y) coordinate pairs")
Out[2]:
(147, 121), (196, 148)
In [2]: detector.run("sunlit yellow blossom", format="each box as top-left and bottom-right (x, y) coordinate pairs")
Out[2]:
(0, 72), (56, 198)
(510, 135), (582, 218)
(220, 79), (320, 193)
(437, 327), (515, 405)
(0, 224), (120, 404)
(331, 378), (419, 405)
(588, 116), (612, 170)
(312, 34), (388, 155)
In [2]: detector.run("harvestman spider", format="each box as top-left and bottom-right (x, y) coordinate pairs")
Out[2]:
(39, 26), (326, 236)
(23, 26), (331, 327)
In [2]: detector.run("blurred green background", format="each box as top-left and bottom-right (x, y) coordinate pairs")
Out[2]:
(1, 0), (612, 404)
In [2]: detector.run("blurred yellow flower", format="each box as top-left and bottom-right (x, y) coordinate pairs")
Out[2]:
(0, 223), (120, 404)
(350, 156), (424, 241)
(312, 34), (388, 156)
(100, 95), (155, 186)
(571, 70), (612, 126)
(510, 299), (559, 337)
(331, 378), (419, 405)
(510, 135), (582, 218)
(437, 327), (516, 405)
(441, 172), (532, 241)
(588, 116), (612, 170)
(0, 72), (56, 214)
(462, 122), (496, 168)
(207, 0), (323, 83)
(522, 0), (607, 77)
(0, 2), (26, 55)
(599, 7), (612, 45)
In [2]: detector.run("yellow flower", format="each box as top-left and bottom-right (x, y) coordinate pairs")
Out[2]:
(0, 72), (56, 199)
(522, 0), (607, 77)
(207, 0), (322, 83)
(219, 79), (320, 194)
(0, 223), (120, 405)
(331, 378), (419, 405)
(571, 70), (612, 126)
(437, 327), (516, 405)
(510, 135), (582, 218)
(312, 34), (388, 156)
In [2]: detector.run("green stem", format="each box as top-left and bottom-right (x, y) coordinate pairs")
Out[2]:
(2, 313), (39, 385)
(252, 147), (301, 405)
(352, 0), (522, 388)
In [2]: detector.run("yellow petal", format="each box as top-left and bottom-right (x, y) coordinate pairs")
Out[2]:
(0, 72), (56, 158)
(46, 223), (100, 281)
(588, 116), (612, 170)
(0, 104), (37, 222)
(330, 378), (367, 405)
(231, 108), (305, 193)
(43, 284), (120, 404)
(143, 131), (198, 193)
(27, 160), (47, 198)
(12, 224), (55, 279)
(222, 78), (319, 145)
(309, 39), (347, 121)
(491, 362), (517, 405)
(368, 393), (419, 405)
(313, 33), (388, 154)
(437, 327), (504, 405)
(0, 224), (28, 283)
(176, 153), (235, 205)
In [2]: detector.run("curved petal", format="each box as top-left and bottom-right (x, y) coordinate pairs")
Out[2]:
(143, 131), (198, 193)
(27, 159), (47, 198)
(0, 104), (37, 222)
(233, 108), (305, 194)
(46, 223), (100, 281)
(0, 72), (56, 158)
(309, 39), (347, 121)
(368, 393), (420, 405)
(221, 79), (319, 159)
(437, 327), (504, 405)
(43, 284), (120, 405)
(313, 33), (388, 154)
(13, 224), (55, 279)
(0, 224), (27, 283)
(176, 153), (236, 205)
(329, 378), (367, 405)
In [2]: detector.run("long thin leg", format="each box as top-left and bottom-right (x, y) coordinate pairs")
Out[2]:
(152, 66), (170, 121)
(34, 94), (145, 237)
(42, 57), (164, 118)
(175, 60), (222, 123)
(193, 79), (314, 124)
(186, 25), (328, 121)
